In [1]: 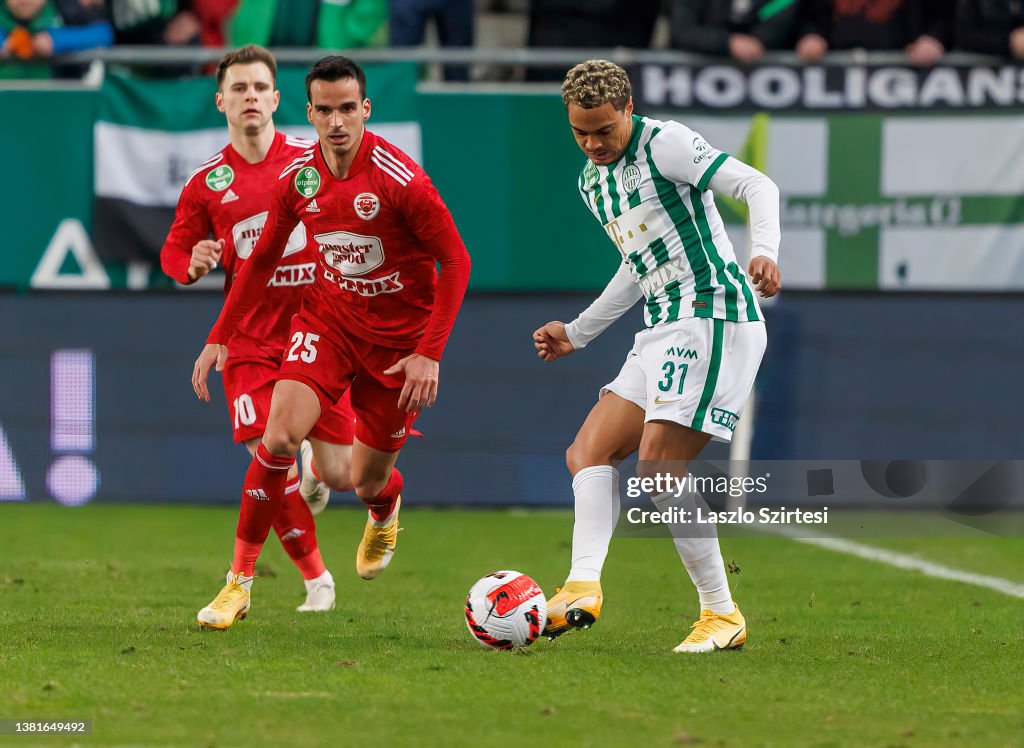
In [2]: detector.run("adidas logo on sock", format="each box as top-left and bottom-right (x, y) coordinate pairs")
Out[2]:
(246, 488), (270, 500)
(221, 188), (239, 204)
(305, 198), (321, 213)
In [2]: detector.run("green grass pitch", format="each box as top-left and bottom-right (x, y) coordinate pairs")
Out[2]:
(1, 504), (1022, 747)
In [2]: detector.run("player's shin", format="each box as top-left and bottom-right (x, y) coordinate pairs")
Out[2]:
(355, 468), (403, 580)
(653, 488), (734, 615)
(233, 442), (296, 577)
(364, 467), (402, 523)
(273, 480), (328, 580)
(566, 465), (620, 582)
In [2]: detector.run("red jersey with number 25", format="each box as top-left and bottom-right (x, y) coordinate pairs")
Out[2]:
(161, 131), (319, 361)
(208, 129), (471, 362)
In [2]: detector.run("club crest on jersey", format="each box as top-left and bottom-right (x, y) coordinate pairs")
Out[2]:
(206, 165), (234, 192)
(294, 166), (321, 198)
(315, 230), (385, 277)
(584, 161), (599, 189)
(354, 192), (380, 220)
(622, 163), (642, 194)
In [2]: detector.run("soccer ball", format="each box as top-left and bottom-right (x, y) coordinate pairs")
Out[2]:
(464, 570), (547, 650)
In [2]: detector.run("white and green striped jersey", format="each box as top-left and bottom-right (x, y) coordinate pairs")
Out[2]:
(578, 114), (763, 326)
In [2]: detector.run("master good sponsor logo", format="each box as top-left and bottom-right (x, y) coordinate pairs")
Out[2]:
(315, 230), (385, 276)
(232, 213), (307, 259)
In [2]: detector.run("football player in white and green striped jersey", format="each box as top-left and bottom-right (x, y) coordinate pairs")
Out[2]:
(534, 60), (781, 653)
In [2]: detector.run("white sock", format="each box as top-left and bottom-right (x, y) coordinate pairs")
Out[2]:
(230, 571), (254, 591)
(305, 570), (334, 589)
(653, 488), (734, 615)
(566, 465), (620, 583)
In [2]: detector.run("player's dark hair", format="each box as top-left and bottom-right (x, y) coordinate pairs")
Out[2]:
(305, 56), (367, 102)
(216, 45), (278, 89)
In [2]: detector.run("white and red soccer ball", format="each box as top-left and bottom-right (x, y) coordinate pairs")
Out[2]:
(464, 570), (546, 650)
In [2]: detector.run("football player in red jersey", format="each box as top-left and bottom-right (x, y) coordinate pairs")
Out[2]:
(191, 56), (471, 629)
(161, 47), (357, 624)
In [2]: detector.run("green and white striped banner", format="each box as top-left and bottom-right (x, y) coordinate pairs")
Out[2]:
(92, 64), (420, 265)
(677, 112), (1024, 290)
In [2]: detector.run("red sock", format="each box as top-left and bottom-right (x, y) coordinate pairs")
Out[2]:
(273, 480), (326, 580)
(232, 443), (295, 577)
(365, 468), (403, 522)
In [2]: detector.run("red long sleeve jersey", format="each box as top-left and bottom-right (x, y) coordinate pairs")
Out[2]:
(208, 130), (471, 361)
(161, 131), (319, 361)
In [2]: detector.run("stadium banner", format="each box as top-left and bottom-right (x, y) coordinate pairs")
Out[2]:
(91, 64), (420, 267)
(2, 293), (1023, 515)
(634, 62), (1024, 112)
(2, 84), (1024, 291)
(676, 112), (1024, 290)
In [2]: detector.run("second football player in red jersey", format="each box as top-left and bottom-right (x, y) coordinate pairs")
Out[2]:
(161, 47), (359, 624)
(192, 56), (472, 628)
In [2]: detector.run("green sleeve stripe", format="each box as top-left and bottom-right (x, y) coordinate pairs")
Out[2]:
(697, 153), (729, 192)
(758, 0), (795, 21)
(690, 319), (724, 432)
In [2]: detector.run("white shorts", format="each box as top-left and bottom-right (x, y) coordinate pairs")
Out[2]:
(601, 318), (767, 442)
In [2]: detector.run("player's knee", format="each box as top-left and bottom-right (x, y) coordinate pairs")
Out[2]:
(352, 475), (388, 501)
(566, 436), (609, 476)
(261, 427), (302, 457)
(320, 460), (353, 492)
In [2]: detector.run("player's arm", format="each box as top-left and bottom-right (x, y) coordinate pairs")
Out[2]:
(534, 262), (641, 362)
(160, 184), (224, 284)
(192, 186), (299, 401)
(383, 175), (472, 413)
(652, 125), (781, 297)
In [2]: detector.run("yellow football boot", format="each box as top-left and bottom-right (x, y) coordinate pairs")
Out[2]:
(673, 605), (747, 653)
(542, 580), (603, 639)
(356, 496), (401, 580)
(197, 571), (252, 630)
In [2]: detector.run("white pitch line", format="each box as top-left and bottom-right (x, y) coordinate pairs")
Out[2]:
(793, 535), (1024, 599)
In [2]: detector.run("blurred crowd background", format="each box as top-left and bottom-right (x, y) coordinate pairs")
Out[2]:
(1, 1), (1021, 82)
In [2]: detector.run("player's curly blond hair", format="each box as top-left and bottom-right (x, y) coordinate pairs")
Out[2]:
(561, 60), (632, 111)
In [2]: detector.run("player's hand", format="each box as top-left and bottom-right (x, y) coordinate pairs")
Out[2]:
(748, 256), (781, 298)
(188, 239), (224, 282)
(533, 321), (575, 362)
(192, 343), (228, 402)
(384, 354), (439, 413)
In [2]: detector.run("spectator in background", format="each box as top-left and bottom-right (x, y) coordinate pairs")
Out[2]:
(527, 0), (660, 81)
(109, 0), (200, 45)
(1, 0), (112, 78)
(957, 0), (1024, 58)
(229, 0), (386, 49)
(390, 0), (473, 81)
(796, 0), (956, 66)
(669, 0), (800, 62)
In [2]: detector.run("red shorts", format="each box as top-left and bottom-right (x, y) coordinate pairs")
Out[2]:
(221, 356), (356, 445)
(277, 309), (418, 453)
